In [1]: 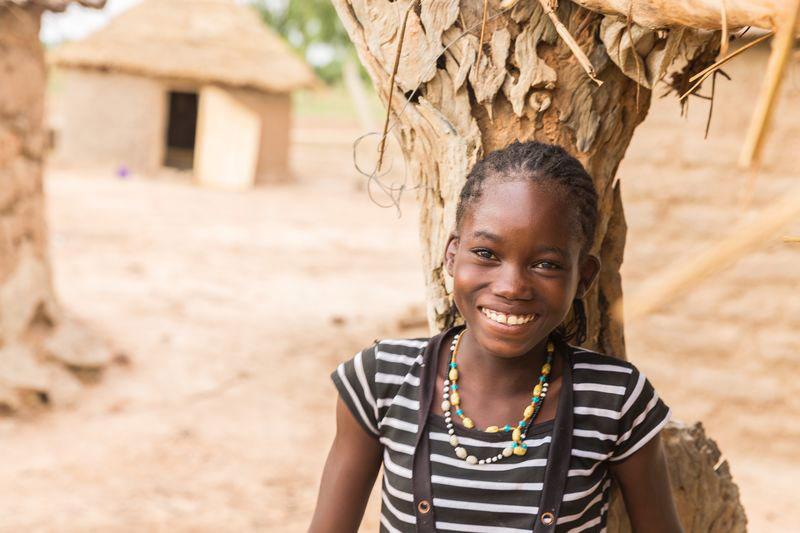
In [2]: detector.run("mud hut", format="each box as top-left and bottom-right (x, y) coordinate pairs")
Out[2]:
(50, 0), (316, 188)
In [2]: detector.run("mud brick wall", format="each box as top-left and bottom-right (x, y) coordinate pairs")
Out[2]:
(619, 43), (799, 455)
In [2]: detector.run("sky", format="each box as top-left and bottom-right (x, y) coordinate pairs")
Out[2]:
(40, 0), (142, 45)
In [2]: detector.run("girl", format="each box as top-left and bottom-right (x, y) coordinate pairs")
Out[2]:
(310, 142), (682, 533)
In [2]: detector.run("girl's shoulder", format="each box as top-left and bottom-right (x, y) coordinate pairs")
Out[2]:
(567, 345), (672, 463)
(330, 336), (432, 438)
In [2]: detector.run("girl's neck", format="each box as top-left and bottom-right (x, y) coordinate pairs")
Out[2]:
(455, 328), (552, 395)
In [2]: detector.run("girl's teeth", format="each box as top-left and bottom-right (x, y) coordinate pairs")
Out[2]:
(482, 308), (533, 326)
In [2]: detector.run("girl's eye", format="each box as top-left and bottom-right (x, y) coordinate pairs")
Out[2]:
(472, 248), (496, 260)
(534, 261), (561, 270)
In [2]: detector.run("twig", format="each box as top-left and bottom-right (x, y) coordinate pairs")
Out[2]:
(377, 0), (419, 173)
(476, 0), (490, 79)
(688, 32), (772, 85)
(704, 70), (717, 139)
(627, 0), (641, 111)
(680, 32), (772, 101)
(719, 0), (729, 57)
(738, 0), (800, 168)
(537, 0), (603, 86)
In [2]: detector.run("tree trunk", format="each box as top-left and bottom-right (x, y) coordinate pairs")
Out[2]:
(332, 0), (747, 530)
(0, 5), (111, 412)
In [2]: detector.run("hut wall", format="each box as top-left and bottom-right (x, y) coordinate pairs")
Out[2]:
(230, 88), (291, 184)
(54, 69), (164, 171)
(619, 42), (799, 457)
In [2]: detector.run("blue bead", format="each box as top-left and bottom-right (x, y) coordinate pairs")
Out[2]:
(456, 409), (463, 416)
(451, 384), (458, 390)
(539, 376), (545, 382)
(512, 441), (518, 448)
(449, 362), (457, 368)
(521, 443), (528, 449)
(503, 425), (511, 432)
(519, 420), (526, 427)
(533, 397), (540, 403)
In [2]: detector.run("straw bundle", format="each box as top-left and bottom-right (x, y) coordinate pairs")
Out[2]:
(49, 0), (316, 93)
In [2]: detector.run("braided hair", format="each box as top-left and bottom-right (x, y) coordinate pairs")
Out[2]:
(454, 141), (598, 344)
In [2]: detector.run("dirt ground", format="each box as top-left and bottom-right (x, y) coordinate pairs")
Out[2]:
(1, 52), (798, 532)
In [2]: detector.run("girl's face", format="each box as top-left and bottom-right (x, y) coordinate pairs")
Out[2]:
(445, 179), (600, 358)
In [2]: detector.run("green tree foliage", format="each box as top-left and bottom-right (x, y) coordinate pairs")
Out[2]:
(254, 0), (355, 84)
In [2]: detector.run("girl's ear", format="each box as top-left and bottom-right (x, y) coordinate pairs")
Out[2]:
(444, 234), (459, 276)
(576, 254), (601, 299)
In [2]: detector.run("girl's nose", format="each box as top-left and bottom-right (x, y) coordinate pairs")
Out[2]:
(492, 263), (533, 300)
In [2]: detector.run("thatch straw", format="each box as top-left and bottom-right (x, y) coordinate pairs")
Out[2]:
(49, 0), (316, 93)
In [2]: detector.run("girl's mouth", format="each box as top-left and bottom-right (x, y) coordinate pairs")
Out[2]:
(479, 306), (536, 326)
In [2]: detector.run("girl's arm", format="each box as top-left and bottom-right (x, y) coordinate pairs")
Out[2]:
(309, 396), (383, 533)
(609, 432), (684, 533)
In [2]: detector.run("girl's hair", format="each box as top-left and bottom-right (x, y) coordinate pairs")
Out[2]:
(454, 141), (598, 344)
(455, 141), (598, 252)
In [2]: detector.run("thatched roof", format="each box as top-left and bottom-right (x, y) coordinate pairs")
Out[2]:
(1, 0), (104, 10)
(49, 0), (317, 93)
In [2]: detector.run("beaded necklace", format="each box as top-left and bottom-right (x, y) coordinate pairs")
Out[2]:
(441, 330), (553, 465)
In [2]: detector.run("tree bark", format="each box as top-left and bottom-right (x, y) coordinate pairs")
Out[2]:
(332, 0), (747, 530)
(0, 5), (111, 412)
(336, 0), (650, 355)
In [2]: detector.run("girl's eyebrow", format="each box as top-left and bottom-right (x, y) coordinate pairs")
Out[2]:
(471, 229), (501, 242)
(534, 245), (569, 258)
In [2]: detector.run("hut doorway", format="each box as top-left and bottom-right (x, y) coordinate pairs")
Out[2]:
(164, 91), (198, 170)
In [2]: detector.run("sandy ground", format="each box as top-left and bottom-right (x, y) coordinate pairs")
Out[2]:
(1, 53), (798, 533)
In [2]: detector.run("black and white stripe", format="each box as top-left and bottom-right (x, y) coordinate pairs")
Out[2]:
(331, 340), (670, 533)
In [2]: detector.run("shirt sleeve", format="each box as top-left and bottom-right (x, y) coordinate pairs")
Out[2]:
(609, 366), (671, 463)
(331, 343), (380, 439)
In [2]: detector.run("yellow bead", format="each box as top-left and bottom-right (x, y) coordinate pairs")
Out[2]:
(542, 363), (551, 376)
(485, 425), (499, 433)
(448, 368), (459, 381)
(523, 405), (534, 418)
(533, 384), (542, 397)
(547, 341), (554, 353)
(512, 428), (521, 442)
(463, 417), (475, 429)
(450, 392), (460, 406)
(513, 446), (527, 456)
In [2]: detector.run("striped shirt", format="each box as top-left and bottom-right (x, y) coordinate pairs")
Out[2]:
(331, 336), (671, 533)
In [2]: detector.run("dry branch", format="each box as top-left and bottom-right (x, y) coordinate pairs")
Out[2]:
(377, 0), (419, 173)
(618, 186), (800, 322)
(719, 0), (730, 56)
(572, 0), (799, 34)
(738, 0), (800, 168)
(538, 0), (603, 85)
(680, 32), (772, 102)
